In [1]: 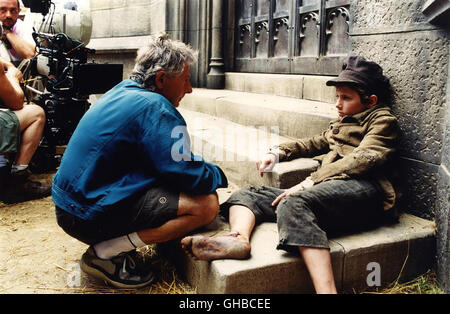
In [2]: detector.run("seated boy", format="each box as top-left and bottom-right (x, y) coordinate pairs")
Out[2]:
(181, 56), (399, 294)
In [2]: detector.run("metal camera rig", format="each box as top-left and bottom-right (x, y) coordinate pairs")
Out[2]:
(22, 0), (123, 172)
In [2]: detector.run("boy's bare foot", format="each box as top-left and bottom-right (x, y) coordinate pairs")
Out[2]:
(181, 232), (251, 261)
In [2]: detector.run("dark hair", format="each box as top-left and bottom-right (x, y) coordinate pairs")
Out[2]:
(347, 80), (393, 106)
(327, 56), (393, 106)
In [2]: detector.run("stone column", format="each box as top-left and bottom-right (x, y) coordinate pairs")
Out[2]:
(206, 0), (225, 89)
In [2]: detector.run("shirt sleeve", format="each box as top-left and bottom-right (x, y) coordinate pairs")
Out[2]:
(310, 114), (398, 183)
(14, 19), (35, 46)
(272, 130), (330, 162)
(140, 109), (228, 194)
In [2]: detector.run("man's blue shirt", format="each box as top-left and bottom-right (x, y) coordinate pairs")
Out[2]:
(52, 80), (227, 220)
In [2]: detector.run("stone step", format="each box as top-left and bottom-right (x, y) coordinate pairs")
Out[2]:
(224, 72), (337, 104)
(174, 107), (436, 294)
(180, 88), (337, 140)
(175, 75), (436, 294)
(169, 211), (435, 294)
(179, 108), (318, 189)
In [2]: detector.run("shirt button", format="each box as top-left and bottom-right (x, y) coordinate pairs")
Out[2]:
(159, 197), (167, 204)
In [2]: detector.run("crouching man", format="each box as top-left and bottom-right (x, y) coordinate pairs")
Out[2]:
(52, 34), (228, 289)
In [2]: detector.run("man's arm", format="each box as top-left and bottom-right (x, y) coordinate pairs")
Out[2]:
(4, 29), (36, 60)
(142, 111), (228, 195)
(0, 58), (24, 110)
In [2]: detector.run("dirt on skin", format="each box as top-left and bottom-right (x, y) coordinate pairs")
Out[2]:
(0, 172), (235, 294)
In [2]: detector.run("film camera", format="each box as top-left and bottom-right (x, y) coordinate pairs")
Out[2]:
(22, 0), (123, 172)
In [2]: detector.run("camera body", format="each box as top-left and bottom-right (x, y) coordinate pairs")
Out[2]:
(22, 0), (52, 15)
(22, 0), (123, 172)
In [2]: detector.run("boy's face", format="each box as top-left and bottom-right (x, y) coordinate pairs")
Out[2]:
(335, 85), (375, 118)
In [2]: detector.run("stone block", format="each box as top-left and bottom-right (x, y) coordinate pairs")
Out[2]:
(352, 30), (449, 165)
(171, 221), (344, 294)
(351, 0), (430, 34)
(226, 72), (303, 97)
(91, 9), (112, 38)
(225, 73), (339, 102)
(436, 165), (450, 293)
(168, 213), (434, 294)
(91, 1), (166, 39)
(109, 6), (152, 37)
(90, 0), (115, 11)
(334, 214), (436, 292)
(224, 73), (246, 92)
(302, 75), (337, 104)
(262, 158), (320, 189)
(396, 157), (439, 220)
(180, 108), (291, 188)
(180, 89), (337, 140)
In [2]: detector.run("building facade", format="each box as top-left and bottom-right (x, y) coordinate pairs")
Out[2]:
(87, 0), (449, 293)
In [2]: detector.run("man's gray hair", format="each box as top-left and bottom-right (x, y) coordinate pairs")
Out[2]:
(130, 33), (198, 91)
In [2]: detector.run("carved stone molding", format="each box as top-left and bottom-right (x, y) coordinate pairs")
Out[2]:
(239, 24), (252, 46)
(299, 12), (320, 40)
(274, 17), (289, 42)
(422, 0), (450, 29)
(255, 21), (269, 44)
(326, 7), (350, 37)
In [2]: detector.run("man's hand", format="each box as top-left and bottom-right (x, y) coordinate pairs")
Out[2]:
(256, 153), (277, 177)
(271, 176), (314, 207)
(1, 58), (22, 81)
(0, 23), (12, 49)
(0, 57), (24, 110)
(5, 63), (22, 82)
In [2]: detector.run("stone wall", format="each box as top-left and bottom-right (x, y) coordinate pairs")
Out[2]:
(350, 0), (449, 220)
(90, 0), (166, 39)
(436, 53), (449, 294)
(87, 0), (213, 87)
(350, 0), (449, 293)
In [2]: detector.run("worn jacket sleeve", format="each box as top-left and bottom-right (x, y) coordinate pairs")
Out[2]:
(141, 110), (228, 194)
(310, 114), (398, 183)
(273, 130), (330, 162)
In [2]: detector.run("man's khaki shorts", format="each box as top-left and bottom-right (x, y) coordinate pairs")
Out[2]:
(55, 186), (180, 245)
(0, 109), (20, 154)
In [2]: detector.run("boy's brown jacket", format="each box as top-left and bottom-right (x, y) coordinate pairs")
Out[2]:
(271, 105), (399, 212)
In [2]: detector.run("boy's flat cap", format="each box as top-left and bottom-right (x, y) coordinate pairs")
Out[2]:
(326, 56), (385, 89)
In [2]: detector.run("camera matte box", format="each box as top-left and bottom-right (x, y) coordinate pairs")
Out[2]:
(73, 63), (123, 95)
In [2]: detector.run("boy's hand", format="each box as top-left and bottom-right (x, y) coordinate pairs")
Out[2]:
(271, 176), (314, 207)
(256, 153), (276, 177)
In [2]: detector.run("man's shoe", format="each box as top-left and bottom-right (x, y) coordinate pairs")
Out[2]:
(1, 169), (51, 204)
(80, 247), (158, 289)
(0, 166), (9, 199)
